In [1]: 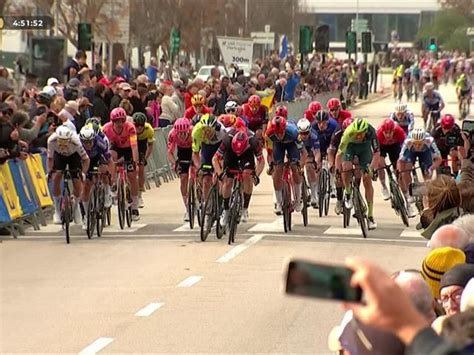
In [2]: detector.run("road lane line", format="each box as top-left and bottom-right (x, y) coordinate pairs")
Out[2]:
(248, 218), (288, 232)
(173, 224), (192, 232)
(177, 275), (203, 287)
(324, 226), (363, 235)
(400, 229), (423, 238)
(78, 337), (114, 354)
(216, 234), (265, 263)
(262, 233), (425, 244)
(135, 302), (164, 317)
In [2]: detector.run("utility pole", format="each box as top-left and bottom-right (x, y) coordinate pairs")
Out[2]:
(244, 0), (248, 36)
(355, 0), (359, 62)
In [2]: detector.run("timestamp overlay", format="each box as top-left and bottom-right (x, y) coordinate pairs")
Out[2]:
(0, 16), (53, 30)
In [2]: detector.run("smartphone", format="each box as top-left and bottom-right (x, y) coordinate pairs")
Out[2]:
(285, 260), (362, 303)
(462, 119), (474, 134)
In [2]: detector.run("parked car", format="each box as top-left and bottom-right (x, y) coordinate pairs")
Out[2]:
(195, 65), (227, 81)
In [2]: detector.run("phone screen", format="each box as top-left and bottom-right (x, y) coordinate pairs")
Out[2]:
(462, 120), (474, 133)
(286, 260), (362, 303)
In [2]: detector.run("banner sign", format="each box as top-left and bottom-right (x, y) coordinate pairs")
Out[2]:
(26, 154), (53, 208)
(216, 37), (254, 67)
(8, 159), (38, 216)
(0, 162), (23, 220)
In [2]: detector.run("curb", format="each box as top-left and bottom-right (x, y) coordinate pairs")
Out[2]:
(350, 92), (392, 109)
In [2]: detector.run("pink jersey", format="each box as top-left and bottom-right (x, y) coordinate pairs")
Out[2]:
(167, 127), (192, 154)
(103, 121), (137, 149)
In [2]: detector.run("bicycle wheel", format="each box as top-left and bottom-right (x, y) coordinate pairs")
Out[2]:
(125, 185), (132, 228)
(196, 185), (202, 227)
(228, 190), (241, 245)
(301, 179), (308, 227)
(187, 181), (195, 229)
(200, 187), (215, 242)
(343, 203), (351, 228)
(353, 187), (368, 238)
(61, 190), (71, 244)
(392, 182), (409, 227)
(282, 181), (291, 233)
(318, 169), (328, 218)
(216, 190), (224, 240)
(86, 185), (96, 239)
(96, 185), (105, 237)
(324, 171), (331, 216)
(117, 180), (125, 229)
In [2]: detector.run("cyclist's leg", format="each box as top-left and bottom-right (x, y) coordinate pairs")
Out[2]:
(398, 149), (415, 196)
(200, 143), (219, 201)
(334, 153), (344, 212)
(306, 150), (318, 205)
(177, 147), (192, 209)
(419, 150), (434, 181)
(81, 156), (99, 226)
(378, 145), (388, 189)
(137, 141), (147, 205)
(288, 143), (302, 210)
(220, 150), (237, 223)
(239, 153), (256, 216)
(68, 153), (84, 224)
(450, 148), (460, 175)
(357, 148), (374, 218)
(341, 145), (356, 196)
(272, 142), (285, 212)
(51, 152), (65, 223)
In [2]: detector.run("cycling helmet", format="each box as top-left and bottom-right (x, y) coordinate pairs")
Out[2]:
(56, 125), (74, 140)
(191, 94), (205, 106)
(85, 117), (102, 133)
(275, 105), (288, 118)
(352, 118), (369, 133)
(219, 114), (237, 128)
(248, 95), (261, 107)
(201, 114), (218, 128)
(224, 100), (238, 113)
(381, 118), (396, 132)
(231, 131), (250, 156)
(411, 128), (425, 141)
(36, 92), (52, 106)
(315, 110), (330, 122)
(271, 116), (287, 135)
(342, 117), (353, 131)
(79, 126), (96, 141)
(424, 82), (434, 91)
(308, 101), (322, 115)
(110, 107), (127, 122)
(132, 112), (147, 126)
(327, 98), (341, 110)
(395, 103), (407, 112)
(297, 118), (311, 133)
(440, 114), (455, 130)
(174, 117), (191, 133)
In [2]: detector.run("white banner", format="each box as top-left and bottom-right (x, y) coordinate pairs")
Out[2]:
(216, 36), (253, 67)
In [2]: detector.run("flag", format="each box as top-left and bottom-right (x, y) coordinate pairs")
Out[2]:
(280, 35), (288, 59)
(261, 92), (275, 113)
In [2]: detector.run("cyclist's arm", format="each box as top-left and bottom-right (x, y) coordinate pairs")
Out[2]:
(46, 135), (56, 172)
(129, 132), (139, 164)
(191, 123), (203, 153)
(74, 137), (90, 175)
(167, 129), (177, 163)
(337, 128), (352, 155)
(212, 143), (225, 176)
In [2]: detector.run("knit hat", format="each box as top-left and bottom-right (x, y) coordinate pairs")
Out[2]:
(463, 243), (474, 264)
(421, 247), (466, 298)
(440, 264), (474, 290)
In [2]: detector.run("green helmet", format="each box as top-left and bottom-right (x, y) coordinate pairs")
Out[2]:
(201, 113), (218, 128)
(353, 118), (369, 133)
(85, 117), (102, 133)
(132, 112), (147, 125)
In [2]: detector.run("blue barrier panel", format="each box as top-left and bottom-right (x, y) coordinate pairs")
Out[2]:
(0, 189), (12, 223)
(8, 159), (38, 216)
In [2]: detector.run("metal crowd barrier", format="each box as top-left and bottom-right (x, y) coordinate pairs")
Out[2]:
(276, 91), (341, 122)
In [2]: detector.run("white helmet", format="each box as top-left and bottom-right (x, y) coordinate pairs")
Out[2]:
(56, 125), (74, 140)
(42, 85), (57, 97)
(424, 82), (434, 91)
(395, 103), (407, 112)
(225, 100), (238, 113)
(297, 118), (311, 133)
(79, 126), (96, 141)
(411, 128), (425, 141)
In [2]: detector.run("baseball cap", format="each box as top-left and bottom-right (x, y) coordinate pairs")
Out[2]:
(68, 78), (81, 88)
(65, 100), (79, 113)
(421, 247), (466, 298)
(119, 82), (132, 91)
(78, 97), (93, 107)
(47, 77), (59, 86)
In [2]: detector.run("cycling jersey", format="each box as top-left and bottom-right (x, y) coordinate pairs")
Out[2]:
(338, 124), (379, 155)
(422, 90), (444, 108)
(431, 124), (463, 156)
(217, 127), (262, 160)
(376, 124), (406, 146)
(266, 122), (298, 144)
(329, 129), (343, 152)
(47, 132), (87, 159)
(400, 133), (441, 171)
(137, 122), (155, 143)
(83, 134), (111, 161)
(400, 133), (441, 156)
(103, 121), (138, 149)
(242, 104), (268, 132)
(456, 76), (472, 92)
(329, 109), (352, 127)
(266, 122), (300, 165)
(191, 120), (224, 153)
(389, 111), (415, 133)
(312, 118), (339, 153)
(184, 105), (211, 120)
(168, 126), (193, 152)
(300, 130), (319, 153)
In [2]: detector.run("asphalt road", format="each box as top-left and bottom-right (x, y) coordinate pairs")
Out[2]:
(1, 82), (469, 354)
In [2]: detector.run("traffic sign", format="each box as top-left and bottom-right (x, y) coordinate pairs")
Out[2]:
(251, 31), (275, 45)
(351, 19), (368, 33)
(299, 26), (313, 55)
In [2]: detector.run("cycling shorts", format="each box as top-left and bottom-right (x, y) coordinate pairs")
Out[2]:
(273, 141), (300, 165)
(138, 140), (149, 166)
(460, 88), (472, 98)
(200, 142), (220, 173)
(111, 146), (135, 172)
(343, 143), (373, 172)
(223, 149), (255, 178)
(177, 147), (192, 175)
(53, 152), (82, 179)
(87, 155), (108, 174)
(400, 149), (433, 173)
(380, 143), (401, 166)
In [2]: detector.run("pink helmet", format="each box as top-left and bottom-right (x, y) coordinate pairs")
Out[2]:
(174, 117), (191, 133)
(110, 107), (127, 122)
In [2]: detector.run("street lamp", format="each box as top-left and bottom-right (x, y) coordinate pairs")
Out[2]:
(225, 3), (233, 36)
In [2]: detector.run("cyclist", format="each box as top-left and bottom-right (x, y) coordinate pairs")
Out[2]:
(327, 98), (352, 127)
(431, 114), (464, 176)
(455, 72), (472, 115)
(219, 113), (247, 131)
(338, 118), (380, 230)
(296, 118), (319, 207)
(184, 94), (211, 124)
(376, 118), (406, 200)
(398, 128), (442, 217)
(47, 125), (90, 224)
(242, 94), (268, 140)
(389, 103), (415, 134)
(213, 128), (264, 225)
(191, 113), (224, 202)
(265, 116), (302, 214)
(328, 117), (353, 214)
(103, 107), (140, 221)
(133, 112), (155, 208)
(303, 101), (322, 123)
(79, 126), (111, 230)
(226, 101), (249, 127)
(167, 117), (193, 221)
(421, 82), (445, 129)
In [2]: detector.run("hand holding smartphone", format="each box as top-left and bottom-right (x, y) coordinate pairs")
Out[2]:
(285, 259), (362, 303)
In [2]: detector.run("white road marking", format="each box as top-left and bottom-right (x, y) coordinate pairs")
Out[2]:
(177, 275), (203, 287)
(27, 223), (147, 234)
(400, 229), (423, 239)
(216, 234), (265, 263)
(103, 223), (147, 233)
(135, 302), (164, 317)
(263, 233), (425, 244)
(78, 337), (114, 354)
(173, 224), (192, 232)
(324, 226), (363, 236)
(248, 218), (289, 233)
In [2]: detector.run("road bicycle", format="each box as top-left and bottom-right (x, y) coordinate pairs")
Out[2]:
(300, 170), (310, 227)
(282, 161), (296, 233)
(426, 109), (440, 132)
(116, 160), (133, 230)
(86, 170), (110, 239)
(377, 164), (409, 227)
(177, 161), (201, 230)
(318, 158), (331, 218)
(200, 169), (224, 242)
(459, 95), (470, 120)
(342, 167), (369, 238)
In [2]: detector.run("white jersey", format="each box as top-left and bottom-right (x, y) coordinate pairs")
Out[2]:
(47, 132), (87, 158)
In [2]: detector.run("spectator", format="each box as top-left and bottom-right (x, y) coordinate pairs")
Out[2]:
(256, 73), (267, 91)
(210, 66), (221, 81)
(440, 309), (474, 352)
(63, 78), (82, 101)
(172, 80), (185, 117)
(145, 91), (161, 128)
(158, 83), (179, 127)
(63, 50), (89, 82)
(439, 264), (474, 316)
(110, 82), (131, 110)
(0, 103), (28, 164)
(358, 63), (369, 100)
(119, 98), (134, 119)
(184, 81), (200, 109)
(428, 225), (470, 250)
(369, 60), (380, 93)
(58, 101), (79, 132)
(284, 68), (300, 102)
(92, 83), (109, 124)
(146, 57), (159, 84)
(207, 80), (226, 115)
(76, 97), (93, 131)
(220, 76), (230, 103)
(11, 110), (47, 144)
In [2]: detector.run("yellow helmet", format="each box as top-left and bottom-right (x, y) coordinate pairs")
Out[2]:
(191, 94), (205, 106)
